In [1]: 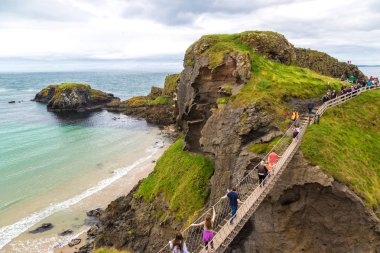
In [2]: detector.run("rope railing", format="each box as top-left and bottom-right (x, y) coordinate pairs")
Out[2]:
(158, 83), (379, 253)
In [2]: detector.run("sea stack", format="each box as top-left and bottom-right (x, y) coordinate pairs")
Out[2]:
(33, 83), (119, 112)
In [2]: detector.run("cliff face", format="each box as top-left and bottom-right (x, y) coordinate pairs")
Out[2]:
(177, 52), (251, 152)
(93, 31), (376, 253)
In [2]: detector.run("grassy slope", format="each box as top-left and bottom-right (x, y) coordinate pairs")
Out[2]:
(302, 90), (380, 210)
(187, 32), (343, 115)
(135, 138), (214, 221)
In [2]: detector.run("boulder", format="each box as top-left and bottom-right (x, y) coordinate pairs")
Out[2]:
(146, 86), (163, 100)
(59, 229), (73, 236)
(86, 208), (103, 218)
(29, 223), (53, 234)
(68, 238), (81, 247)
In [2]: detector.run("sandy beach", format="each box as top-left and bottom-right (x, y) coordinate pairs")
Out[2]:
(0, 139), (168, 253)
(52, 145), (166, 253)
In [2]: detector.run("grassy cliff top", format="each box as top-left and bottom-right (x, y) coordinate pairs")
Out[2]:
(135, 138), (214, 221)
(185, 31), (344, 113)
(302, 90), (380, 210)
(56, 83), (91, 89)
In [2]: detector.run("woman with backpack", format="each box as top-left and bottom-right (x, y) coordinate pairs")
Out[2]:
(190, 207), (216, 252)
(257, 160), (268, 186)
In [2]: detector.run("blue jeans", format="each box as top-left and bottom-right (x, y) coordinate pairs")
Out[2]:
(230, 205), (238, 224)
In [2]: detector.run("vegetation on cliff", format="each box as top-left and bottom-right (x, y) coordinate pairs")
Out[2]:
(163, 74), (180, 96)
(185, 32), (344, 114)
(135, 138), (214, 221)
(302, 90), (380, 210)
(94, 248), (130, 253)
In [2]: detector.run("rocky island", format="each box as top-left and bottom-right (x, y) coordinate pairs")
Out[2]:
(34, 76), (179, 126)
(33, 83), (119, 112)
(56, 31), (380, 253)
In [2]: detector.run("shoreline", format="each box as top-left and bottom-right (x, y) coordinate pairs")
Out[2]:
(52, 144), (166, 253)
(1, 139), (168, 253)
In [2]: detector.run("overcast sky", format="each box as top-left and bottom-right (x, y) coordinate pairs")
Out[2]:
(0, 0), (379, 72)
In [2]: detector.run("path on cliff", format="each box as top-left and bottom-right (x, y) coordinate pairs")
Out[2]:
(159, 85), (380, 253)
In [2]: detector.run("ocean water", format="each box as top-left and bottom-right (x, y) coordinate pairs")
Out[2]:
(0, 72), (170, 252)
(359, 66), (380, 78)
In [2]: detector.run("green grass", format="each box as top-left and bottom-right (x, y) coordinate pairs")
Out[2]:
(58, 83), (90, 89)
(147, 96), (174, 105)
(163, 74), (180, 96)
(185, 32), (343, 117)
(94, 248), (130, 253)
(302, 90), (380, 210)
(217, 96), (231, 105)
(135, 138), (214, 221)
(249, 136), (281, 154)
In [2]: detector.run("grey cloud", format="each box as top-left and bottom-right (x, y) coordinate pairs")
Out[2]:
(122, 0), (307, 25)
(0, 0), (92, 22)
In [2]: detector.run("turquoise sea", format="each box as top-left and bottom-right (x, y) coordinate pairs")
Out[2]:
(0, 72), (171, 252)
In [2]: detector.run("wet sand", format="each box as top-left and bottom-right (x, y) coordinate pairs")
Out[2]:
(53, 149), (163, 253)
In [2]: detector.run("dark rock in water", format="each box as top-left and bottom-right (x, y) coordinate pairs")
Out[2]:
(8, 101), (15, 103)
(68, 238), (81, 247)
(87, 225), (98, 238)
(78, 241), (94, 253)
(59, 229), (73, 236)
(86, 208), (103, 218)
(29, 223), (53, 234)
(32, 83), (119, 113)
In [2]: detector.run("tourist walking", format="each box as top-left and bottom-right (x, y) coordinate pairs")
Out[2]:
(221, 187), (243, 225)
(257, 161), (268, 186)
(293, 126), (301, 140)
(169, 233), (189, 253)
(190, 207), (216, 252)
(291, 111), (299, 123)
(307, 101), (314, 114)
(268, 152), (282, 173)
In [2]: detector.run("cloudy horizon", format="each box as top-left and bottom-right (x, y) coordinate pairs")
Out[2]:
(0, 0), (379, 72)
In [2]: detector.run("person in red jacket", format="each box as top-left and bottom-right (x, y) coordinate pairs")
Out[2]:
(267, 152), (283, 173)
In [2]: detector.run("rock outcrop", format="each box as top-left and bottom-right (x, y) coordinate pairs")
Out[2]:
(295, 48), (367, 82)
(94, 184), (179, 253)
(106, 84), (177, 126)
(33, 83), (119, 112)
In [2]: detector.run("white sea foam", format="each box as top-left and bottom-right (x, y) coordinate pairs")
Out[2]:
(0, 147), (159, 250)
(6, 228), (87, 253)
(0, 88), (10, 93)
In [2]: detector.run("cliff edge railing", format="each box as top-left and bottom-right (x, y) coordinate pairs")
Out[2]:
(158, 84), (379, 253)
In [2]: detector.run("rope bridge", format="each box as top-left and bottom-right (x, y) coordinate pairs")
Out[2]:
(158, 84), (379, 253)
